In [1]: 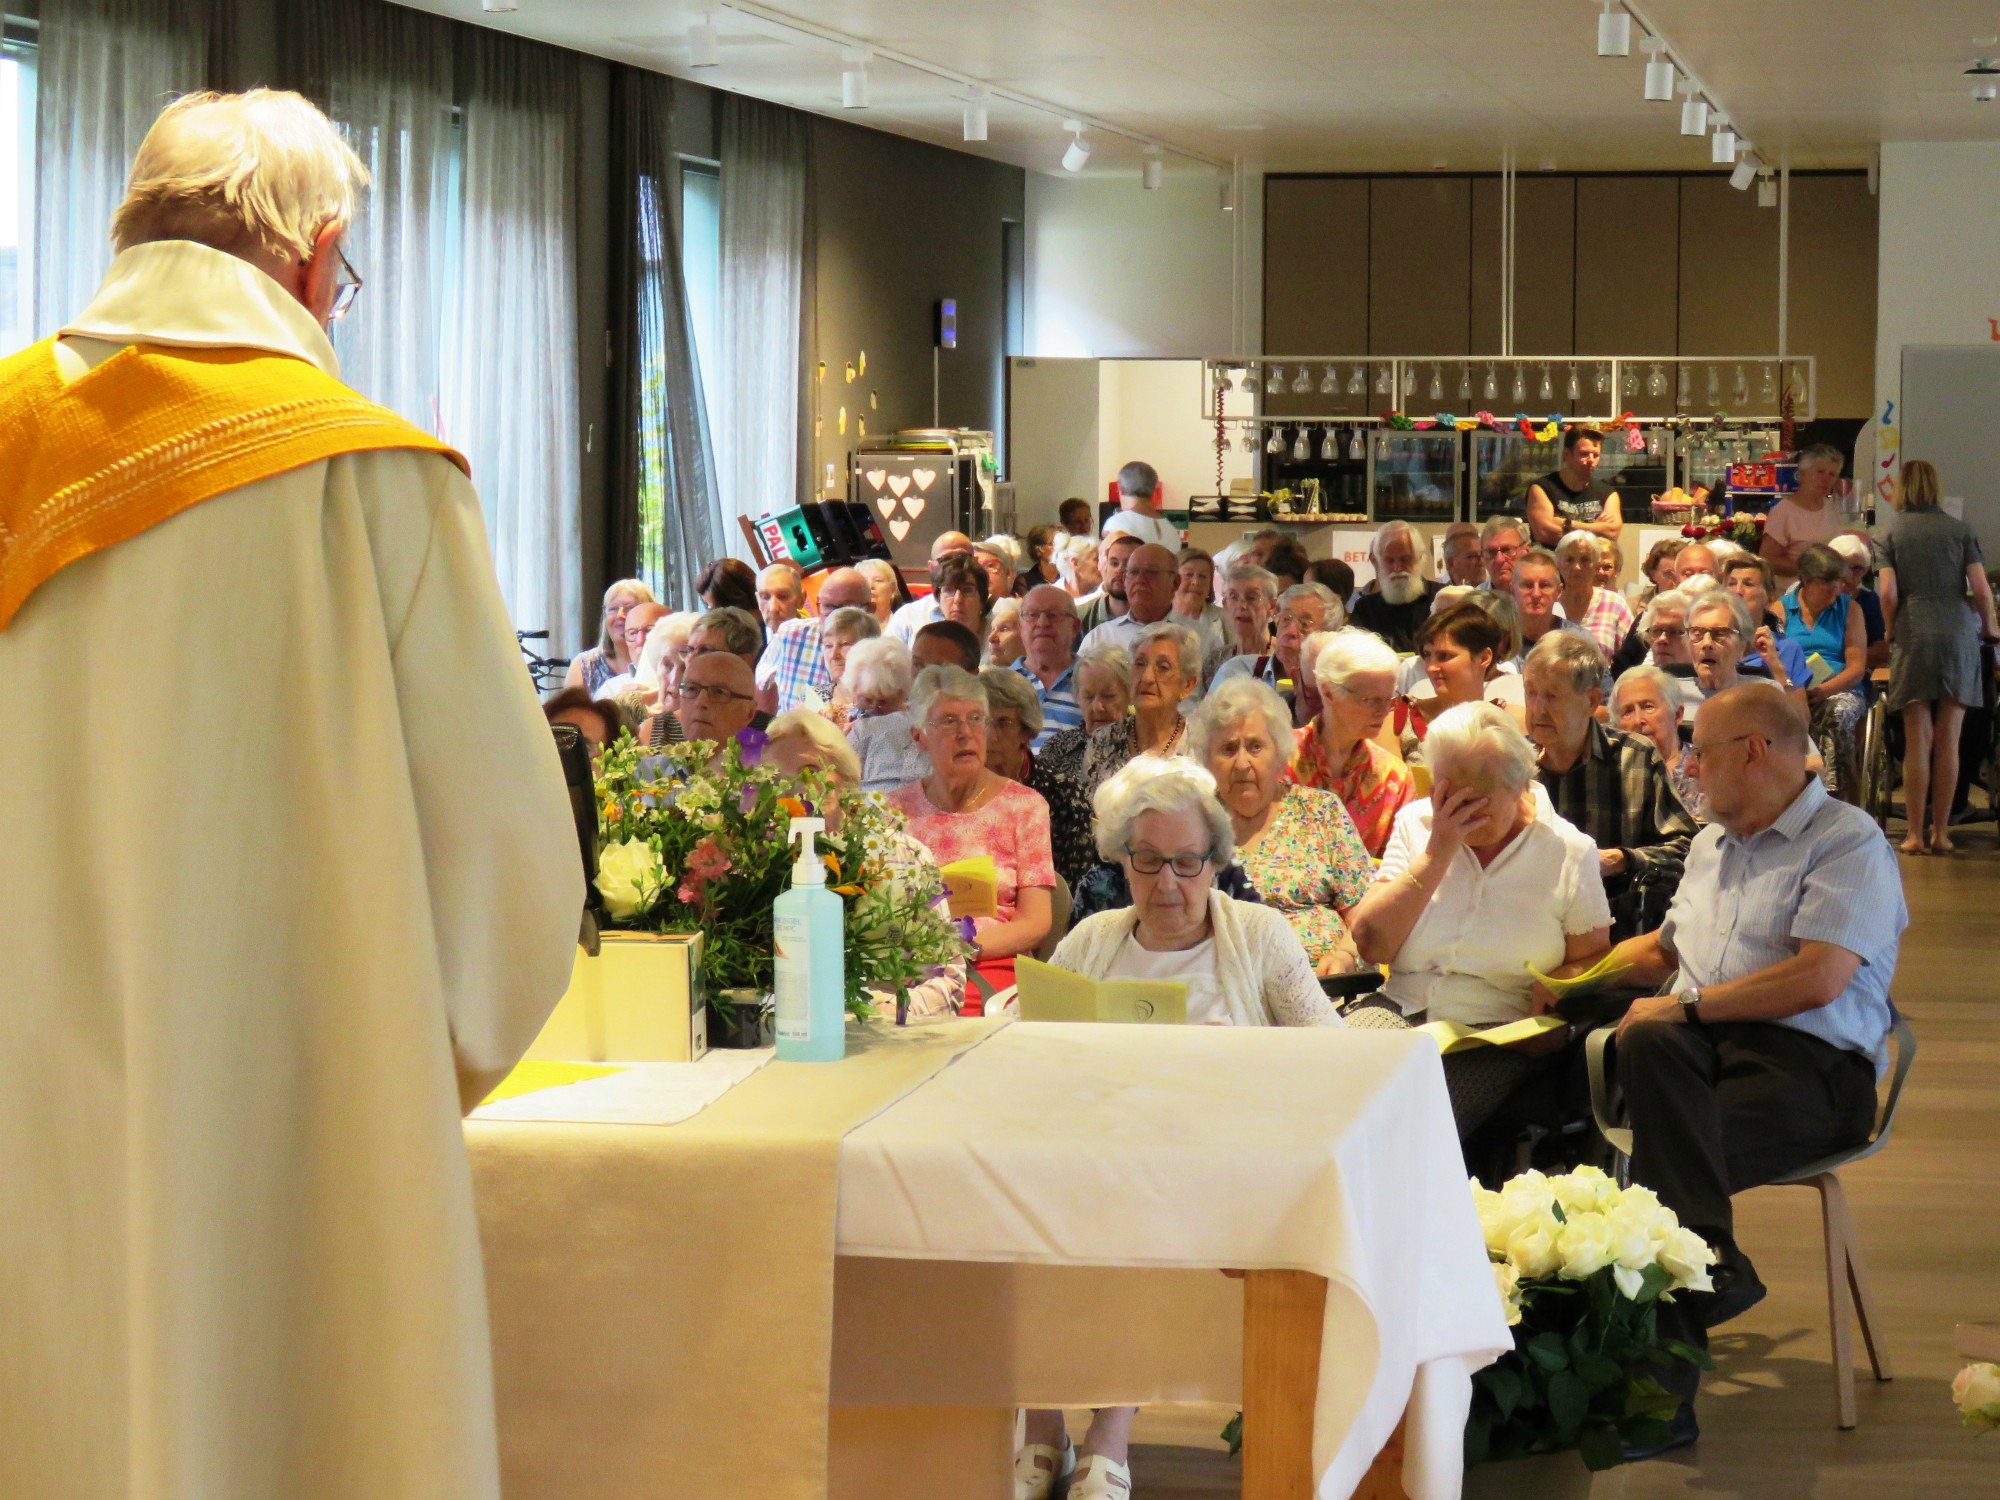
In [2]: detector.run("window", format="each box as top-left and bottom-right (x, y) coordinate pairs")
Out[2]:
(680, 159), (720, 413)
(1, 19), (36, 356)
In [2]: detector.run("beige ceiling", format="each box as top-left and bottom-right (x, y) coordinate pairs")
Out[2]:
(399, 0), (2000, 177)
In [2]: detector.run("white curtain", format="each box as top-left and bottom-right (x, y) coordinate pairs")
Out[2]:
(443, 31), (582, 655)
(33, 0), (206, 335)
(717, 94), (808, 527)
(298, 0), (455, 433)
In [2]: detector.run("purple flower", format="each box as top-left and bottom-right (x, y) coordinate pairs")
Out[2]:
(735, 727), (769, 767)
(956, 916), (978, 942)
(738, 784), (759, 814)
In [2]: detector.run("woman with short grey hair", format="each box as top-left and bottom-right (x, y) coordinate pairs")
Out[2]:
(842, 637), (928, 792)
(1294, 629), (1413, 856)
(1346, 702), (1612, 1139)
(1190, 678), (1374, 974)
(1029, 642), (1136, 888)
(1761, 442), (1849, 580)
(819, 606), (880, 724)
(978, 665), (1043, 782)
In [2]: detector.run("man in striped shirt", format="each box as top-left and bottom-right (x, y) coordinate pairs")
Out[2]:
(1014, 584), (1083, 750)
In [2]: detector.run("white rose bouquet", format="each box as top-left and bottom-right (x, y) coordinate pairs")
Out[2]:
(1467, 1166), (1718, 1471)
(1953, 1362), (2000, 1433)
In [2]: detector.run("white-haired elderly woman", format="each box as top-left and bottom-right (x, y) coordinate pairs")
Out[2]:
(842, 636), (930, 793)
(1016, 754), (1340, 1496)
(1613, 663), (1701, 820)
(1190, 677), (1373, 975)
(983, 595), (1025, 669)
(1347, 702), (1612, 1140)
(1555, 529), (1633, 656)
(1053, 531), (1102, 602)
(564, 576), (658, 694)
(886, 666), (1055, 992)
(1070, 621), (1199, 796)
(1032, 642), (1135, 886)
(1293, 629), (1414, 857)
(763, 710), (964, 1021)
(637, 611), (703, 747)
(817, 605), (881, 724)
(979, 666), (1043, 783)
(1206, 562), (1280, 685)
(855, 556), (904, 626)
(1213, 582), (1339, 714)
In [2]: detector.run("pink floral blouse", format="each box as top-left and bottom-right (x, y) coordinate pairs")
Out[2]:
(1289, 722), (1414, 859)
(884, 778), (1057, 929)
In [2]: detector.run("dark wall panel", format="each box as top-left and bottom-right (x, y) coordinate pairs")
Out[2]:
(1574, 176), (1680, 357)
(1369, 177), (1471, 356)
(1471, 176), (1575, 357)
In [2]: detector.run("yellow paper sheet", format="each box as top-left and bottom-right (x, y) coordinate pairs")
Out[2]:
(1014, 956), (1188, 1024)
(1415, 1014), (1568, 1055)
(481, 1060), (625, 1105)
(939, 855), (998, 919)
(1524, 953), (1636, 999)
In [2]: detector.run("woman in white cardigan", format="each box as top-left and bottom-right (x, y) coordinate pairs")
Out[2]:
(1018, 757), (1340, 1500)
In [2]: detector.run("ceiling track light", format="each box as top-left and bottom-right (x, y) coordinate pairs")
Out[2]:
(1641, 37), (1676, 102)
(1141, 146), (1163, 190)
(1757, 170), (1778, 208)
(1061, 119), (1090, 172)
(1710, 113), (1736, 165)
(1679, 87), (1708, 136)
(1977, 83), (2000, 103)
(840, 46), (870, 109)
(1597, 0), (1631, 58)
(962, 88), (988, 141)
(687, 12), (719, 67)
(1730, 149), (1760, 191)
(479, 0), (516, 12)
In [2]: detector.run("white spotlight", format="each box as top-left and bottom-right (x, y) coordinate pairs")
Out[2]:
(1711, 114), (1736, 164)
(687, 13), (719, 67)
(1977, 83), (2000, 102)
(1642, 37), (1676, 102)
(962, 90), (988, 142)
(1061, 119), (1090, 172)
(1757, 170), (1777, 208)
(1597, 0), (1631, 57)
(1680, 90), (1708, 136)
(841, 47), (870, 109)
(480, 0), (516, 11)
(1730, 149), (1759, 191)
(1142, 147), (1163, 190)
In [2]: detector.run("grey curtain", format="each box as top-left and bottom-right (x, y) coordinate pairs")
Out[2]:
(33, 0), (210, 335)
(608, 66), (724, 607)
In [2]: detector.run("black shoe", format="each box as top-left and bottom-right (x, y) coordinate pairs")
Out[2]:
(1703, 1259), (1768, 1328)
(1622, 1402), (1700, 1461)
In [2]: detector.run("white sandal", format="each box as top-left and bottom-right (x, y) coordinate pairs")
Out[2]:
(1068, 1453), (1132, 1500)
(1013, 1436), (1074, 1500)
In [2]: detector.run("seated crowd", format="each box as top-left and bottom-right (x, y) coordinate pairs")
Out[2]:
(548, 459), (1909, 1483)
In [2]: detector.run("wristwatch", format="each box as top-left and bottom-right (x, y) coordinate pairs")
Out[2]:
(1677, 986), (1704, 1026)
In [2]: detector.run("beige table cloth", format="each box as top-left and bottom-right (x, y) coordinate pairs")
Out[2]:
(836, 1023), (1511, 1500)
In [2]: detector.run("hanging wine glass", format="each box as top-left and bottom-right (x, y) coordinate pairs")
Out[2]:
(1566, 364), (1581, 402)
(1677, 364), (1692, 408)
(1594, 364), (1612, 396)
(1374, 363), (1393, 396)
(1623, 366), (1641, 398)
(1347, 365), (1366, 396)
(1429, 365), (1444, 402)
(1483, 364), (1499, 402)
(1291, 365), (1313, 395)
(1265, 426), (1286, 455)
(1375, 430), (1392, 461)
(1758, 363), (1778, 407)
(1645, 427), (1664, 459)
(1239, 426), (1260, 454)
(1347, 427), (1364, 462)
(1706, 365), (1721, 406)
(1539, 364), (1554, 403)
(1459, 365), (1473, 402)
(1732, 365), (1750, 407)
(1320, 426), (1337, 461)
(1292, 426), (1310, 461)
(1266, 364), (1285, 395)
(1647, 363), (1668, 399)
(1511, 366), (1527, 405)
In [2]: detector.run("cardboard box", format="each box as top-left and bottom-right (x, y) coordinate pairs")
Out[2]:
(524, 931), (709, 1063)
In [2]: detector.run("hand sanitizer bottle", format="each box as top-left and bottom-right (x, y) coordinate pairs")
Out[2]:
(774, 816), (846, 1063)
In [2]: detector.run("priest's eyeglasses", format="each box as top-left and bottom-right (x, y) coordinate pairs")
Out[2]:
(1126, 849), (1214, 877)
(329, 248), (364, 323)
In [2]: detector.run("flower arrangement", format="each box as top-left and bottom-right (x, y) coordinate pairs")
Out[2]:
(590, 730), (970, 1023)
(1680, 510), (1766, 551)
(1954, 1362), (2000, 1433)
(1467, 1167), (1718, 1472)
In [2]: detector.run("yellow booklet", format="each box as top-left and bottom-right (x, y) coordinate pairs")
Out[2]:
(481, 1060), (625, 1105)
(1416, 1014), (1568, 1055)
(1524, 953), (1636, 1000)
(940, 855), (999, 919)
(1014, 956), (1188, 1024)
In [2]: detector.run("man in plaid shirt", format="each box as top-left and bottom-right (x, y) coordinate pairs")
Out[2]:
(1524, 630), (1696, 938)
(755, 566), (872, 714)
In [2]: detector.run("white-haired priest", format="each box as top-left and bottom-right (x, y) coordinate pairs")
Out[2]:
(0, 91), (580, 1499)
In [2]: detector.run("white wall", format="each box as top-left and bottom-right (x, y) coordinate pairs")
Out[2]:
(1024, 171), (1256, 359)
(1007, 356), (1101, 524)
(1099, 359), (1257, 518)
(1873, 142), (2000, 510)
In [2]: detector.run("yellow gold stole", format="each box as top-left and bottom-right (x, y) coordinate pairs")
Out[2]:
(0, 338), (469, 630)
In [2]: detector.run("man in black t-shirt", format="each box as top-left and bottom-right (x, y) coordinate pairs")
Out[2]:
(1527, 426), (1624, 548)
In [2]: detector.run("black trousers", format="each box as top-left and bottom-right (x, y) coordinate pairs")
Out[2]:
(1616, 1019), (1877, 1396)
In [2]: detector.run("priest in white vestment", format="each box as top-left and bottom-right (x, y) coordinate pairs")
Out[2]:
(0, 93), (581, 1497)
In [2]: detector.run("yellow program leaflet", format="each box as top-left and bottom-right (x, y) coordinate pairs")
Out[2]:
(1523, 953), (1636, 999)
(1415, 1014), (1569, 1055)
(1014, 956), (1188, 1024)
(939, 855), (999, 919)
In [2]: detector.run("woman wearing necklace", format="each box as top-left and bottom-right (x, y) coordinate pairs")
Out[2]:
(886, 666), (1056, 992)
(1076, 622), (1200, 800)
(1292, 628), (1414, 857)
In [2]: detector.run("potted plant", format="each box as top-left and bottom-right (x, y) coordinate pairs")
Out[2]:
(1464, 1167), (1718, 1497)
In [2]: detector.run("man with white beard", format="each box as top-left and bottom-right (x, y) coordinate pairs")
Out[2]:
(1348, 520), (1443, 651)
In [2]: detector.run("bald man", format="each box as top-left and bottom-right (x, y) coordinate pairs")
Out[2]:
(674, 649), (760, 749)
(757, 564), (872, 713)
(1078, 542), (1177, 655)
(887, 531), (977, 646)
(1596, 684), (1905, 1450)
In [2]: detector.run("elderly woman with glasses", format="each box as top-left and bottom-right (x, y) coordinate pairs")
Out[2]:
(886, 666), (1055, 990)
(1206, 562), (1281, 684)
(1346, 702), (1612, 1140)
(818, 605), (881, 724)
(1292, 629), (1413, 857)
(1190, 678), (1373, 975)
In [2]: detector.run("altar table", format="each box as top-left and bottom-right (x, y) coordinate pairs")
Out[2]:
(468, 1021), (1508, 1500)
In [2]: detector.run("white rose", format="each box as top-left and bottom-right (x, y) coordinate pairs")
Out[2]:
(1506, 1221), (1563, 1281)
(1553, 1166), (1618, 1219)
(1491, 1261), (1523, 1327)
(1952, 1362), (2000, 1420)
(1658, 1225), (1717, 1293)
(1612, 1264), (1647, 1300)
(1605, 1198), (1669, 1270)
(595, 838), (664, 921)
(1556, 1213), (1618, 1280)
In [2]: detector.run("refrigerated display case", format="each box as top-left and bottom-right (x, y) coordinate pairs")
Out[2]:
(1472, 430), (1671, 521)
(1368, 431), (1458, 524)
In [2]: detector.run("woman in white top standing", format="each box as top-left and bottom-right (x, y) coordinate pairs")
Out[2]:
(1347, 702), (1612, 1140)
(1021, 756), (1337, 1500)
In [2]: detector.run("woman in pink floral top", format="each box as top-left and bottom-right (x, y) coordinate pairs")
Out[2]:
(1289, 630), (1414, 857)
(887, 665), (1056, 995)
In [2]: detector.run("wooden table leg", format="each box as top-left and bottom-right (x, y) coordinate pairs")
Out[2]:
(1241, 1269), (1326, 1500)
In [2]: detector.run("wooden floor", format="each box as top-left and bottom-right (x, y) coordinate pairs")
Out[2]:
(1116, 820), (2000, 1497)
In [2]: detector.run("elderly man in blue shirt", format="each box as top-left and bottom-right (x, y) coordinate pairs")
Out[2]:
(1597, 683), (1905, 1452)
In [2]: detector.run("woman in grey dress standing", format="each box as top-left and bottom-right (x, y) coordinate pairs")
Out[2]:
(1880, 459), (2000, 853)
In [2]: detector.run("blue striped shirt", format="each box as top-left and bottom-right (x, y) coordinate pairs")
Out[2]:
(1659, 776), (1905, 1062)
(1016, 660), (1082, 750)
